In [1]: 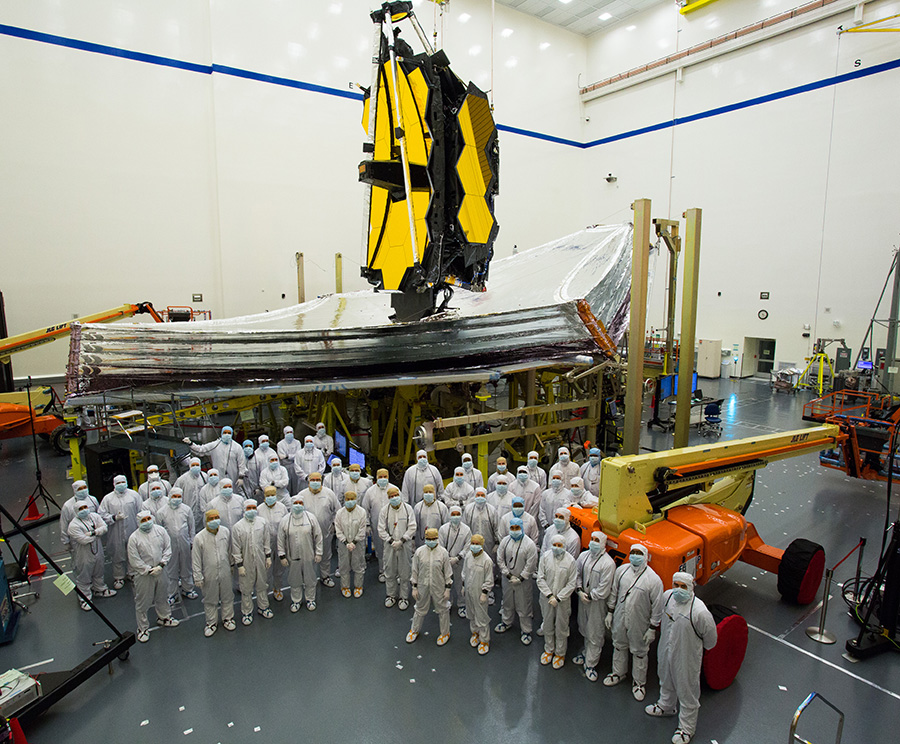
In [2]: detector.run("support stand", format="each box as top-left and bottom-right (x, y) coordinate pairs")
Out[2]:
(18, 378), (60, 524)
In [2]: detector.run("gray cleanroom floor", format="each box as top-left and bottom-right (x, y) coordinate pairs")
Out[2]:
(1, 376), (898, 743)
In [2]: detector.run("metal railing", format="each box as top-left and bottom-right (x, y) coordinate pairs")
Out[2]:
(789, 692), (844, 744)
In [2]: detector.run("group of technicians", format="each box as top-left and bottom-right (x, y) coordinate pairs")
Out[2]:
(59, 422), (716, 744)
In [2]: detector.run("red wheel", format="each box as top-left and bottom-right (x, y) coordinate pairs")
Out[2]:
(777, 538), (825, 605)
(701, 605), (748, 690)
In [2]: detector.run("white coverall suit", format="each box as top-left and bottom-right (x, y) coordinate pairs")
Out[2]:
(609, 562), (664, 687)
(497, 534), (539, 633)
(462, 549), (494, 641)
(259, 500), (288, 593)
(192, 526), (235, 626)
(656, 590), (718, 737)
(576, 548), (616, 669)
(67, 513), (109, 599)
(232, 516), (271, 615)
(438, 520), (472, 612)
(537, 549), (577, 657)
(127, 524), (174, 633)
(190, 438), (244, 483)
(363, 483), (392, 573)
(157, 501), (195, 595)
(334, 504), (368, 589)
(302, 487), (339, 580)
(410, 543), (453, 636)
(99, 488), (142, 581)
(378, 502), (416, 601)
(413, 499), (449, 546)
(277, 511), (323, 603)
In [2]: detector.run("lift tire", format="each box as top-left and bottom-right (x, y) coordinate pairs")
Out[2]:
(777, 538), (825, 605)
(701, 605), (748, 690)
(50, 424), (71, 455)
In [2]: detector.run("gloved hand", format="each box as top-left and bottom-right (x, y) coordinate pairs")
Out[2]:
(195, 581), (203, 590)
(578, 590), (589, 603)
(348, 542), (355, 552)
(548, 595), (559, 608)
(480, 592), (488, 605)
(391, 539), (402, 549)
(238, 566), (247, 577)
(314, 554), (322, 563)
(501, 569), (510, 578)
(510, 576), (521, 585)
(280, 557), (289, 567)
(443, 589), (451, 601)
(237, 478), (244, 486)
(643, 627), (657, 645)
(605, 612), (613, 631)
(115, 513), (126, 521)
(412, 588), (419, 601)
(149, 566), (162, 577)
(450, 556), (459, 566)
(182, 437), (192, 445)
(265, 557), (272, 569)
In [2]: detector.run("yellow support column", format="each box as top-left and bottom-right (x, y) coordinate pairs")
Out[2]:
(674, 208), (702, 448)
(624, 199), (652, 455)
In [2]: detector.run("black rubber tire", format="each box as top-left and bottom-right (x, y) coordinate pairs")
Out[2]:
(38, 432), (50, 441)
(50, 424), (70, 455)
(777, 538), (825, 605)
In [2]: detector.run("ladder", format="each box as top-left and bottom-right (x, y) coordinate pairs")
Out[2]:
(789, 692), (844, 744)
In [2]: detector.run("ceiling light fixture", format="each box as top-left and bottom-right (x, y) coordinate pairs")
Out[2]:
(599, 12), (612, 21)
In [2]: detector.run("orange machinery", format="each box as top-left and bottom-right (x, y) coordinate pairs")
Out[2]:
(568, 424), (844, 605)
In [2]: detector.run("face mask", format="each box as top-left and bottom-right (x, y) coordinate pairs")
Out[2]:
(285, 432), (294, 442)
(221, 434), (232, 445)
(244, 446), (254, 457)
(550, 480), (562, 492)
(75, 489), (89, 500)
(345, 500), (357, 510)
(207, 519), (220, 531)
(528, 458), (538, 468)
(115, 483), (127, 494)
(629, 553), (646, 569)
(332, 465), (342, 475)
(78, 509), (91, 521)
(310, 481), (322, 492)
(417, 458), (428, 470)
(170, 497), (182, 508)
(265, 495), (277, 507)
(292, 504), (305, 514)
(589, 541), (603, 554)
(389, 496), (402, 508)
(552, 545), (565, 557)
(517, 472), (528, 483)
(559, 453), (569, 464)
(269, 461), (279, 470)
(474, 496), (486, 506)
(571, 487), (584, 498)
(377, 477), (388, 488)
(590, 456), (599, 466)
(512, 505), (524, 517)
(305, 441), (314, 450)
(221, 487), (233, 498)
(497, 464), (507, 473)
(148, 472), (160, 481)
(462, 460), (473, 471)
(424, 492), (435, 504)
(260, 441), (270, 450)
(673, 587), (692, 604)
(454, 476), (464, 486)
(426, 539), (438, 549)
(510, 529), (523, 542)
(470, 544), (482, 555)
(316, 428), (325, 437)
(450, 515), (462, 526)
(191, 465), (201, 475)
(245, 509), (257, 521)
(139, 521), (153, 533)
(150, 489), (163, 500)
(496, 484), (508, 496)
(349, 471), (360, 481)
(209, 475), (220, 486)
(554, 518), (566, 532)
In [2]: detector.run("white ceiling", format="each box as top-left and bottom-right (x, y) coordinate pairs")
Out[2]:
(494, 0), (667, 36)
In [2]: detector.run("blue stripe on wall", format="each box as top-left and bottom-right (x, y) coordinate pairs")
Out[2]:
(2, 23), (899, 149)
